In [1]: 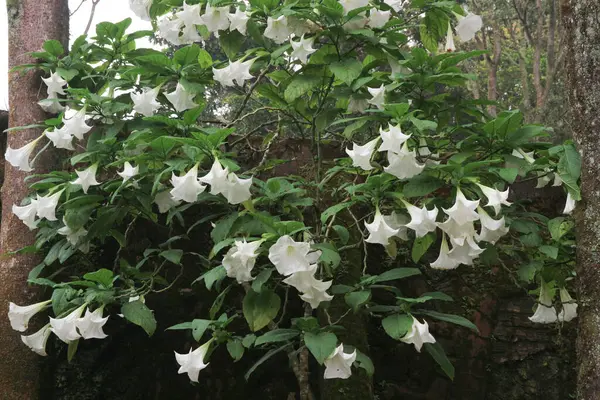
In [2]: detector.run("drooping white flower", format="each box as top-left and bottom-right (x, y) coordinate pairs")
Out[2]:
(288, 17), (318, 37)
(49, 304), (86, 344)
(553, 173), (563, 187)
(227, 8), (249, 35)
(222, 173), (253, 205)
(222, 239), (261, 283)
(72, 164), (101, 194)
(212, 59), (254, 87)
(154, 190), (181, 213)
(558, 287), (577, 322)
(35, 190), (63, 221)
(268, 235), (312, 276)
(76, 307), (109, 340)
(345, 138), (379, 171)
(201, 4), (231, 33)
(367, 84), (386, 110)
(13, 201), (40, 230)
(455, 12), (483, 42)
(511, 148), (535, 164)
(42, 72), (67, 95)
(264, 16), (291, 43)
(58, 218), (88, 246)
(324, 344), (356, 379)
(477, 183), (511, 215)
(444, 23), (456, 52)
(378, 124), (411, 154)
(382, 212), (410, 240)
(290, 35), (317, 64)
(283, 264), (333, 309)
(176, 1), (203, 27)
(437, 218), (476, 246)
(131, 87), (161, 117)
(157, 17), (184, 45)
(476, 207), (509, 244)
(129, 0), (152, 21)
(21, 324), (52, 356)
(199, 160), (230, 195)
(118, 162), (139, 182)
(536, 169), (553, 189)
(447, 235), (483, 265)
(430, 235), (460, 270)
(400, 317), (436, 352)
(165, 82), (198, 112)
(563, 192), (576, 215)
(404, 202), (439, 238)
(45, 127), (74, 150)
(368, 9), (391, 28)
(170, 164), (206, 203)
(443, 189), (480, 225)
(38, 92), (65, 114)
(8, 300), (51, 332)
(5, 137), (42, 172)
(365, 210), (400, 246)
(180, 24), (203, 45)
(529, 280), (558, 324)
(175, 340), (212, 382)
(343, 13), (368, 32)
(338, 0), (369, 14)
(384, 142), (425, 180)
(62, 107), (92, 140)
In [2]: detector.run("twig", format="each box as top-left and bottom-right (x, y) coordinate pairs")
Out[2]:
(70, 0), (87, 16)
(84, 0), (101, 36)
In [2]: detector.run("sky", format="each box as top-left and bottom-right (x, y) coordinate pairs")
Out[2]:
(0, 0), (152, 110)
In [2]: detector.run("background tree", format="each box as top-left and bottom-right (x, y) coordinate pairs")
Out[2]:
(0, 1), (68, 398)
(561, 0), (600, 398)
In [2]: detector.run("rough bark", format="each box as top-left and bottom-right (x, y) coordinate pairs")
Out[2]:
(1, 1), (68, 399)
(561, 0), (600, 398)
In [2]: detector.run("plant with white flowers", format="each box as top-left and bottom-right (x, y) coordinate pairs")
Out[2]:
(6, 0), (579, 396)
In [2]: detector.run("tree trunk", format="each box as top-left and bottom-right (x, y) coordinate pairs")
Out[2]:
(561, 0), (600, 398)
(0, 1), (68, 399)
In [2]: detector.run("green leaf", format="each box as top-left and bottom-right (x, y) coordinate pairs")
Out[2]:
(312, 242), (341, 269)
(304, 332), (337, 364)
(292, 317), (320, 332)
(344, 290), (371, 312)
(219, 30), (245, 59)
(192, 319), (212, 341)
(417, 310), (478, 332)
(539, 245), (559, 259)
(321, 202), (354, 224)
(242, 334), (256, 348)
(373, 268), (421, 283)
(227, 339), (245, 361)
(198, 48), (213, 68)
(330, 59), (363, 85)
(354, 350), (374, 376)
(174, 44), (200, 66)
(121, 301), (157, 336)
(410, 116), (437, 132)
(43, 39), (64, 57)
(496, 167), (519, 184)
(255, 329), (300, 346)
(83, 268), (114, 287)
(243, 289), (281, 332)
(403, 175), (444, 198)
(548, 217), (574, 241)
(284, 75), (321, 103)
(251, 268), (273, 293)
(67, 339), (79, 363)
(332, 225), (350, 245)
(382, 314), (413, 339)
(209, 285), (231, 319)
(517, 261), (543, 283)
(159, 249), (183, 265)
(199, 266), (227, 291)
(412, 233), (436, 263)
(424, 342), (455, 380)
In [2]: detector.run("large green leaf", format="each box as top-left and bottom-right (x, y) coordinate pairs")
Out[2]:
(284, 75), (321, 103)
(243, 289), (281, 332)
(330, 59), (363, 85)
(304, 332), (337, 364)
(424, 342), (455, 380)
(382, 314), (413, 339)
(255, 329), (300, 346)
(121, 301), (157, 336)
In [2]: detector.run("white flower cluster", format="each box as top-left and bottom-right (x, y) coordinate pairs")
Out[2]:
(529, 280), (577, 324)
(8, 301), (109, 356)
(162, 159), (252, 211)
